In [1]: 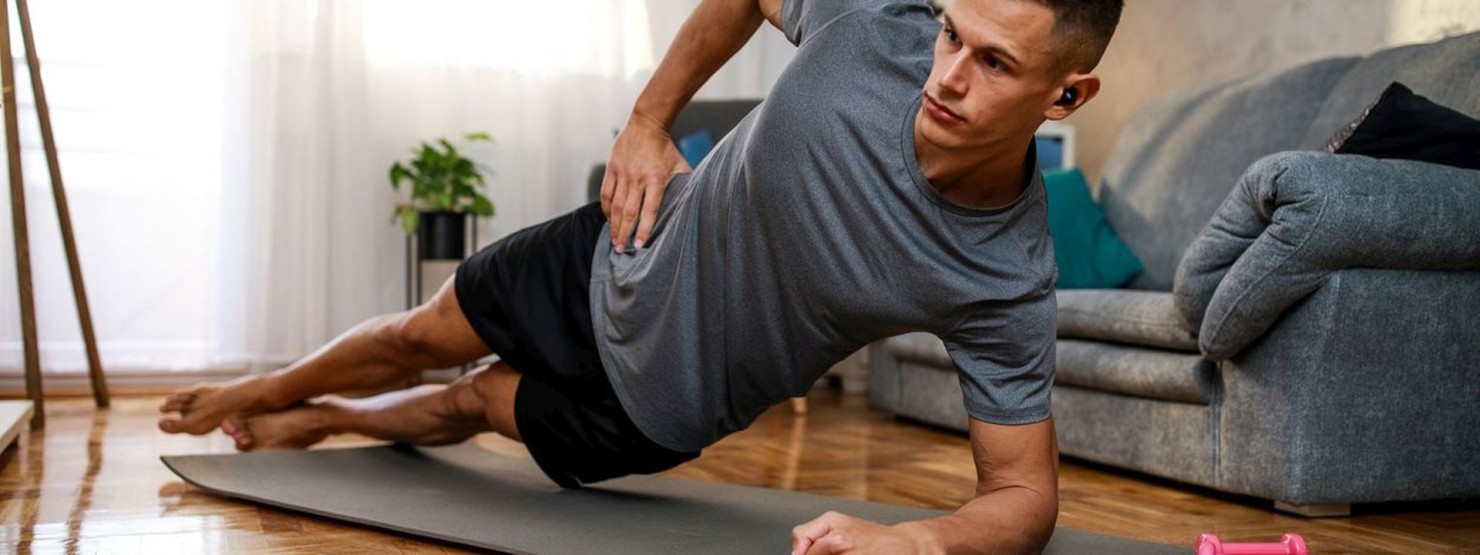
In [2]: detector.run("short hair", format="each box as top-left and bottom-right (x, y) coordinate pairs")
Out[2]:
(1026, 0), (1124, 72)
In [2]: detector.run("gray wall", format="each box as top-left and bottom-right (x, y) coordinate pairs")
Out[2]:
(1069, 0), (1480, 186)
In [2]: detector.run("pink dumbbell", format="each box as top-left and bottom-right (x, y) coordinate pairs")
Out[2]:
(1195, 533), (1309, 555)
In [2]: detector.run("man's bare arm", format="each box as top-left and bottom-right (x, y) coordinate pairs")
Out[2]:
(604, 0), (784, 251)
(792, 417), (1059, 555)
(916, 417), (1059, 554)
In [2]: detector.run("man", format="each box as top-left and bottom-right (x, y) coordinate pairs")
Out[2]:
(159, 0), (1120, 552)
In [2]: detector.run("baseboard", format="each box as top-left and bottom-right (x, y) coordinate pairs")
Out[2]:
(0, 367), (251, 397)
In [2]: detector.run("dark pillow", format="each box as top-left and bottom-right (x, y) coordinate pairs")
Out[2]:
(1043, 168), (1144, 289)
(1325, 82), (1480, 170)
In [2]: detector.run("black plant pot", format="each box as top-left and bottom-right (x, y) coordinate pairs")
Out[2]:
(418, 211), (467, 260)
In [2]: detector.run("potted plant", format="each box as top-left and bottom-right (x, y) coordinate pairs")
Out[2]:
(388, 132), (496, 260)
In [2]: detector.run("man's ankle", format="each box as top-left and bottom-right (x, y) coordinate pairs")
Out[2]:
(309, 401), (347, 436)
(250, 375), (295, 412)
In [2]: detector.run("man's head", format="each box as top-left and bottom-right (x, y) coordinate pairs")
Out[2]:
(917, 0), (1122, 154)
(1029, 0), (1122, 74)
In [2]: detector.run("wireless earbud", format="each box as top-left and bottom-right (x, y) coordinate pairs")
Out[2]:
(1057, 87), (1077, 106)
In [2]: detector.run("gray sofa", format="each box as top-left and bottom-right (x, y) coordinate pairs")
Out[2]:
(868, 31), (1480, 515)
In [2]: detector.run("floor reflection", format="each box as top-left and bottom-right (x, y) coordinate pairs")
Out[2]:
(780, 409), (808, 491)
(64, 410), (106, 555)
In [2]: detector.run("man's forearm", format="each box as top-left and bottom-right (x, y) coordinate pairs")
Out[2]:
(630, 0), (767, 130)
(905, 485), (1057, 555)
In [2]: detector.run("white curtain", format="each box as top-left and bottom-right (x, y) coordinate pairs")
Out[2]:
(0, 0), (230, 379)
(0, 0), (793, 383)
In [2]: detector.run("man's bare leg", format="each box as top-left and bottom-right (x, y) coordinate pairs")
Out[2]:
(159, 276), (492, 436)
(220, 361), (522, 451)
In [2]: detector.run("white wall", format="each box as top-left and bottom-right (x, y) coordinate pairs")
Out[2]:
(638, 0), (797, 103)
(1069, 0), (1480, 185)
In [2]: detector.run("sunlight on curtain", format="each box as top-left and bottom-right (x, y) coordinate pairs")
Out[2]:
(361, 1), (654, 78)
(0, 0), (228, 377)
(216, 0), (669, 373)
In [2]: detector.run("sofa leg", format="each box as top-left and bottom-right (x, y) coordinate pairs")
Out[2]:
(1274, 500), (1351, 517)
(790, 397), (808, 415)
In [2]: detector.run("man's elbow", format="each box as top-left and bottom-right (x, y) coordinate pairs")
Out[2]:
(757, 0), (783, 30)
(980, 484), (1057, 554)
(1022, 489), (1058, 554)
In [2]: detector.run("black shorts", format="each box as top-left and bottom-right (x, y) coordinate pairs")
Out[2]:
(453, 202), (699, 488)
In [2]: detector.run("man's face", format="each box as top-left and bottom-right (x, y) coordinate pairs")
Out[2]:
(918, 0), (1067, 152)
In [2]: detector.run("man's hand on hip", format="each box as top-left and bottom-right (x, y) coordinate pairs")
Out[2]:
(601, 114), (690, 252)
(791, 511), (942, 555)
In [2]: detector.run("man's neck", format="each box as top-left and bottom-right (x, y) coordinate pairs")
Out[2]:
(914, 116), (1032, 210)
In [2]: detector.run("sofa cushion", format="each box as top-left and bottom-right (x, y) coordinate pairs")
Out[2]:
(1053, 385), (1215, 487)
(1044, 168), (1144, 289)
(884, 332), (953, 367)
(1056, 339), (1214, 404)
(1097, 57), (1358, 291)
(1057, 289), (1196, 352)
(896, 360), (971, 431)
(1301, 32), (1480, 150)
(888, 333), (1214, 404)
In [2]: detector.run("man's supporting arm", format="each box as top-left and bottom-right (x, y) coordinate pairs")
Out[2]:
(603, 0), (784, 251)
(921, 417), (1059, 554)
(792, 417), (1059, 555)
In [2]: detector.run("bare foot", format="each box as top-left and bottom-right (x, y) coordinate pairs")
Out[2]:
(158, 375), (278, 436)
(222, 403), (334, 452)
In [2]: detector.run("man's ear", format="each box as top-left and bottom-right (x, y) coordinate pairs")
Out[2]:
(1044, 73), (1100, 121)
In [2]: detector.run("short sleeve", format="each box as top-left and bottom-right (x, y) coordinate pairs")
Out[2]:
(944, 290), (1056, 425)
(781, 0), (894, 45)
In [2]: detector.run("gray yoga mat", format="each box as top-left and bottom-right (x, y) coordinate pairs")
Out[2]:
(162, 443), (1186, 554)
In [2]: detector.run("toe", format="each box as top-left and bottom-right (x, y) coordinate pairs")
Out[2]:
(159, 392), (195, 413)
(223, 417), (255, 450)
(159, 417), (210, 435)
(175, 417), (218, 436)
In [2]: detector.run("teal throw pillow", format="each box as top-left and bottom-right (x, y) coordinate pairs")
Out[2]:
(1043, 168), (1143, 288)
(677, 130), (714, 168)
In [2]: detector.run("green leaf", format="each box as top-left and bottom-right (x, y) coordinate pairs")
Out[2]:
(464, 131), (493, 143)
(472, 195), (494, 217)
(389, 163), (409, 189)
(398, 207), (420, 235)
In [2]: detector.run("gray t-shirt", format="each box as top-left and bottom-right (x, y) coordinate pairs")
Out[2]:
(590, 0), (1057, 453)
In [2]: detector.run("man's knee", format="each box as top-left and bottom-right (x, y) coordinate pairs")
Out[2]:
(369, 311), (434, 363)
(380, 284), (481, 365)
(466, 364), (521, 441)
(389, 309), (440, 357)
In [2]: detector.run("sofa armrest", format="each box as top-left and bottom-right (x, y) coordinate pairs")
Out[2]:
(1214, 267), (1480, 504)
(1174, 151), (1480, 359)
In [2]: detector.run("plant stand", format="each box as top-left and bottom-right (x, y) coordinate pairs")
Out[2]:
(1, 0), (108, 429)
(405, 216), (479, 382)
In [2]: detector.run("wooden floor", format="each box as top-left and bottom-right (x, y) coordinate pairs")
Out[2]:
(2, 390), (1477, 554)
